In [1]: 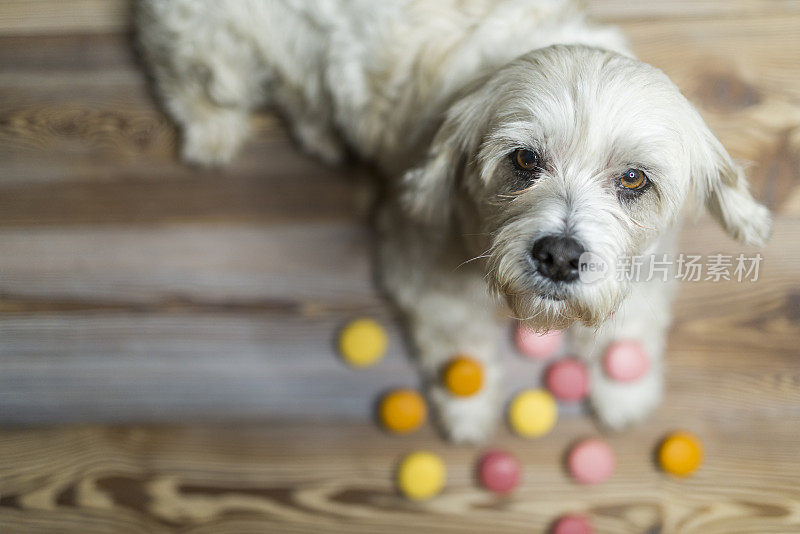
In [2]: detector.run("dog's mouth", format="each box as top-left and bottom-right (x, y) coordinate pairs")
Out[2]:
(534, 287), (569, 302)
(526, 275), (577, 303)
(496, 272), (619, 330)
(539, 293), (567, 302)
(487, 246), (623, 329)
(497, 285), (580, 329)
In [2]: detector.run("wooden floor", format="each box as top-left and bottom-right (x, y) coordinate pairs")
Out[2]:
(1, 1), (799, 533)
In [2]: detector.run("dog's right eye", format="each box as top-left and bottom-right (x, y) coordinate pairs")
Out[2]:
(510, 149), (540, 173)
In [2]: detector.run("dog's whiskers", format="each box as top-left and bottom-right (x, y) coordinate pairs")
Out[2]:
(453, 252), (491, 272)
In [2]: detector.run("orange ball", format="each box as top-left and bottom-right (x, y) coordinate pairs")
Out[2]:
(442, 356), (483, 397)
(658, 431), (704, 477)
(379, 389), (427, 433)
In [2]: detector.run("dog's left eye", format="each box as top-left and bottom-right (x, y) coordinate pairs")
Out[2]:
(619, 168), (648, 190)
(510, 149), (540, 172)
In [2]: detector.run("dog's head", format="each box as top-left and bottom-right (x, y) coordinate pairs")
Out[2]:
(401, 45), (770, 329)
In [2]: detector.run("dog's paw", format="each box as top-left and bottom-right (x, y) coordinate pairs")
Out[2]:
(181, 110), (250, 167)
(590, 370), (662, 431)
(428, 384), (499, 443)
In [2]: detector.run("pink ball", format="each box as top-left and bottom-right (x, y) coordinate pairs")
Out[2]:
(478, 450), (521, 493)
(552, 515), (594, 534)
(567, 438), (616, 485)
(515, 325), (563, 360)
(602, 340), (649, 382)
(545, 358), (589, 402)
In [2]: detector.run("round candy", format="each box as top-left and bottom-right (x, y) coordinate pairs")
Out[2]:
(478, 450), (521, 493)
(658, 431), (703, 477)
(397, 451), (446, 500)
(515, 325), (563, 360)
(567, 438), (616, 485)
(379, 389), (427, 434)
(442, 356), (483, 397)
(338, 318), (387, 367)
(602, 340), (649, 382)
(545, 358), (589, 402)
(508, 389), (557, 438)
(552, 514), (594, 534)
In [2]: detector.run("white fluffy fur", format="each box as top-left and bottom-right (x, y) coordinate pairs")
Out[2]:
(137, 0), (771, 442)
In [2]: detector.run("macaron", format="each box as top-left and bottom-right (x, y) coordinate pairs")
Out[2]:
(477, 450), (521, 494)
(338, 318), (387, 367)
(658, 431), (703, 477)
(515, 324), (563, 360)
(567, 438), (616, 485)
(508, 389), (558, 438)
(551, 514), (594, 534)
(397, 451), (446, 500)
(442, 355), (483, 397)
(602, 340), (649, 382)
(379, 389), (427, 434)
(545, 358), (590, 402)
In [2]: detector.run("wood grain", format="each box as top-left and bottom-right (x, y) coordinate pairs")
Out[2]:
(1, 0), (799, 36)
(1, 420), (799, 534)
(0, 0), (131, 36)
(0, 1), (799, 533)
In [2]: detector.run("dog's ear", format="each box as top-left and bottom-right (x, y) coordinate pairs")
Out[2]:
(400, 90), (490, 227)
(400, 122), (464, 226)
(690, 119), (771, 246)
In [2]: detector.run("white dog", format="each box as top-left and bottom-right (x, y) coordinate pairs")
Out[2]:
(137, 0), (771, 442)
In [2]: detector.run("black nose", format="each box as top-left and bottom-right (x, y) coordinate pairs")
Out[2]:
(529, 235), (585, 282)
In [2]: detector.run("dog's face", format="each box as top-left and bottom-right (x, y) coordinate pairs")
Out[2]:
(402, 45), (770, 330)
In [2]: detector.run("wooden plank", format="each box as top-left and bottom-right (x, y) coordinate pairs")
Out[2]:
(0, 312), (574, 424)
(0, 223), (375, 303)
(1, 0), (800, 36)
(0, 313), (414, 423)
(0, 0), (131, 36)
(0, 420), (798, 533)
(0, 166), (363, 226)
(588, 0), (800, 21)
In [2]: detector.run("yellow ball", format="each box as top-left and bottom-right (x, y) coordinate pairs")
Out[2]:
(442, 356), (483, 397)
(659, 431), (703, 477)
(338, 318), (387, 367)
(397, 451), (446, 500)
(379, 389), (427, 434)
(508, 389), (557, 438)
